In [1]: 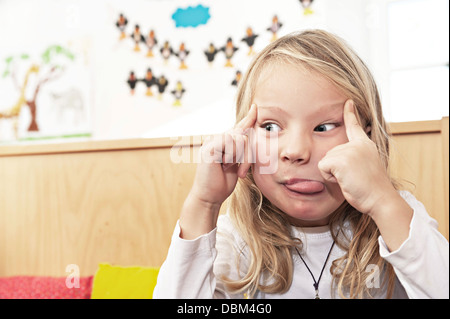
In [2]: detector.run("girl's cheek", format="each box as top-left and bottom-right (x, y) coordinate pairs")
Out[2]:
(253, 130), (279, 175)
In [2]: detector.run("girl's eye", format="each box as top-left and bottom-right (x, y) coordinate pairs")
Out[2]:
(314, 123), (338, 132)
(262, 123), (281, 132)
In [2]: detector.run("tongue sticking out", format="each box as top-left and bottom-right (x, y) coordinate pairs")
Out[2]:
(284, 180), (324, 194)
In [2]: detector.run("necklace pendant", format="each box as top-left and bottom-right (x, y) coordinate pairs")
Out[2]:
(315, 289), (320, 299)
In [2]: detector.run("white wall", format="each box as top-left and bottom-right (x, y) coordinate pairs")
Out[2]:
(5, 0), (431, 143)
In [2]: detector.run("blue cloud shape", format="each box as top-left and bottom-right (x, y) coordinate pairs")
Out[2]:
(171, 5), (211, 28)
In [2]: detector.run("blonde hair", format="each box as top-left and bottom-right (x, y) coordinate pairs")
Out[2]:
(224, 29), (396, 298)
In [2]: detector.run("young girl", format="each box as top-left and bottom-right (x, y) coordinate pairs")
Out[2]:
(153, 30), (449, 299)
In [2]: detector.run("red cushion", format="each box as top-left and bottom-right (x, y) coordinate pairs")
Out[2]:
(0, 276), (93, 299)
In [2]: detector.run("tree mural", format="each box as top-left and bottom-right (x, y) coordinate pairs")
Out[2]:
(0, 45), (74, 137)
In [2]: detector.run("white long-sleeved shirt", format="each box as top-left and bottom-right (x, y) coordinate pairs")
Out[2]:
(153, 191), (449, 299)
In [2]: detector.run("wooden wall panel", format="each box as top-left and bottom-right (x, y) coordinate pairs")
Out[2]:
(0, 142), (200, 276)
(390, 132), (448, 238)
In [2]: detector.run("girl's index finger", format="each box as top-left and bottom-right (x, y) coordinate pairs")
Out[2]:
(344, 100), (367, 142)
(235, 104), (258, 132)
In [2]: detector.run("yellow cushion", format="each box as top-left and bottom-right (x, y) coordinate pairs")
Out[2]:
(91, 263), (159, 299)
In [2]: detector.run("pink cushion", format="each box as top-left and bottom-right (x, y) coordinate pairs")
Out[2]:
(0, 276), (93, 299)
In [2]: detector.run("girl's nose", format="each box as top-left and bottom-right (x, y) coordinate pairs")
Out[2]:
(280, 133), (312, 164)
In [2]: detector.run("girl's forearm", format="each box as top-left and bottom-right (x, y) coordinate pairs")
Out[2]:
(368, 189), (414, 252)
(179, 192), (221, 240)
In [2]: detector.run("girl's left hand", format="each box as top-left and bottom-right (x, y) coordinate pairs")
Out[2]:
(318, 100), (397, 216)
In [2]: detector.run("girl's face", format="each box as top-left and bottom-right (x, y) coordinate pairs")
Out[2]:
(252, 62), (348, 227)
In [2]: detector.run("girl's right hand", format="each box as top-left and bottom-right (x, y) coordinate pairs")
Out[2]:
(179, 104), (257, 239)
(191, 104), (257, 207)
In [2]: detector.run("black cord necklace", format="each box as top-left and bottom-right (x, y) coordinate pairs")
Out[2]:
(295, 240), (335, 299)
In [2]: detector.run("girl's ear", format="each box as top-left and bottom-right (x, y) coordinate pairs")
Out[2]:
(365, 125), (372, 137)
